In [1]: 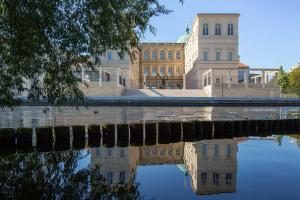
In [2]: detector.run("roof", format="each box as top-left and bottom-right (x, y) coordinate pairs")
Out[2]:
(198, 13), (240, 16)
(238, 63), (249, 68)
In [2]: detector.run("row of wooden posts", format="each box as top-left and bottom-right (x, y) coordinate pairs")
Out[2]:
(0, 119), (299, 154)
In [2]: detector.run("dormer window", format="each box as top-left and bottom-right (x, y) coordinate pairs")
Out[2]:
(215, 24), (221, 35)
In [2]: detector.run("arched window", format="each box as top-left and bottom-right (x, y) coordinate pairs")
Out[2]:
(144, 67), (148, 76)
(160, 67), (164, 76)
(152, 67), (157, 76)
(168, 67), (173, 76)
(203, 24), (209, 35)
(228, 24), (233, 35)
(167, 83), (174, 89)
(215, 24), (221, 35)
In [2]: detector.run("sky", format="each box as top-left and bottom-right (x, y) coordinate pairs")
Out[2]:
(142, 0), (300, 70)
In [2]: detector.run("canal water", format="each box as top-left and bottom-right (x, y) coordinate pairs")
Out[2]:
(0, 106), (300, 200)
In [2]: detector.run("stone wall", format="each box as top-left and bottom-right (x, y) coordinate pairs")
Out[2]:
(79, 84), (124, 96)
(210, 83), (280, 97)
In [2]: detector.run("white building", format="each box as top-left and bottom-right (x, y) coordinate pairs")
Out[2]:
(183, 13), (280, 97)
(77, 50), (140, 96)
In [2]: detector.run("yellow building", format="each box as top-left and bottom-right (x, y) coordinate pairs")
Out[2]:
(139, 43), (185, 89)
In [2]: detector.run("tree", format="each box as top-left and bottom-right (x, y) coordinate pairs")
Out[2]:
(0, 0), (177, 107)
(0, 150), (142, 200)
(288, 64), (300, 96)
(275, 66), (290, 95)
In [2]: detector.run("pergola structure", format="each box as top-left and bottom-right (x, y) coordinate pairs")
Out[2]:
(202, 68), (280, 88)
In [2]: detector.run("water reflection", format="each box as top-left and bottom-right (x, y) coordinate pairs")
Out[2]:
(1, 135), (300, 199)
(91, 139), (238, 196)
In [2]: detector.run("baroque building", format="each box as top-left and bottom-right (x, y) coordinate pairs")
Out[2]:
(74, 13), (280, 97)
(139, 43), (185, 89)
(90, 139), (238, 195)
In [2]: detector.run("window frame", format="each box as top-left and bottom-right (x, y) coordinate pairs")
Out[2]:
(215, 24), (221, 35)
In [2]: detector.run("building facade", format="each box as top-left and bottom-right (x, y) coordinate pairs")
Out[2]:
(90, 139), (238, 195)
(73, 13), (280, 97)
(77, 49), (140, 96)
(185, 14), (240, 89)
(139, 43), (185, 89)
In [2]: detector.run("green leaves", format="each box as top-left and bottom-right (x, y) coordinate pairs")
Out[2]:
(0, 0), (173, 107)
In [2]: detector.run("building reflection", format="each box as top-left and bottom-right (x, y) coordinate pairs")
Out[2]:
(90, 138), (238, 195)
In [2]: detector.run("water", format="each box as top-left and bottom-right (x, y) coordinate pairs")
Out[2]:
(1, 106), (300, 199)
(1, 136), (299, 199)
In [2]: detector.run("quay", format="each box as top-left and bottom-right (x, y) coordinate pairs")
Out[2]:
(19, 96), (300, 107)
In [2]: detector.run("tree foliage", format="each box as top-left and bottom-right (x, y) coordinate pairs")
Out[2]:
(0, 150), (142, 200)
(0, 0), (173, 107)
(288, 65), (300, 96)
(275, 66), (290, 92)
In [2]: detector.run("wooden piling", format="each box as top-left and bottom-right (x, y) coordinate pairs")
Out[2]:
(35, 127), (53, 152)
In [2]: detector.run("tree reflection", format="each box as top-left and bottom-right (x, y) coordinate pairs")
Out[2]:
(0, 150), (142, 200)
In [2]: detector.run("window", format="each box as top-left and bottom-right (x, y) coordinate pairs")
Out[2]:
(216, 78), (221, 83)
(122, 78), (126, 86)
(152, 67), (157, 76)
(168, 67), (173, 76)
(144, 51), (149, 59)
(203, 24), (209, 35)
(168, 51), (173, 59)
(226, 173), (232, 185)
(104, 72), (111, 82)
(238, 71), (245, 83)
(152, 51), (157, 59)
(216, 51), (221, 61)
(201, 172), (207, 185)
(168, 149), (173, 156)
(226, 144), (232, 158)
(144, 67), (148, 76)
(228, 52), (233, 61)
(176, 51), (181, 59)
(119, 171), (125, 184)
(160, 51), (164, 59)
(120, 149), (125, 158)
(107, 51), (112, 60)
(119, 75), (122, 85)
(119, 53), (124, 60)
(203, 52), (208, 61)
(176, 67), (180, 76)
(107, 172), (113, 184)
(160, 67), (164, 76)
(214, 144), (219, 158)
(228, 24), (234, 35)
(215, 24), (221, 35)
(213, 173), (220, 185)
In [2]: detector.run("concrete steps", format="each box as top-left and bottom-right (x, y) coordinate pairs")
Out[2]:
(123, 89), (208, 97)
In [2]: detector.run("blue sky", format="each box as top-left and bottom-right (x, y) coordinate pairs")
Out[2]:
(142, 0), (300, 70)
